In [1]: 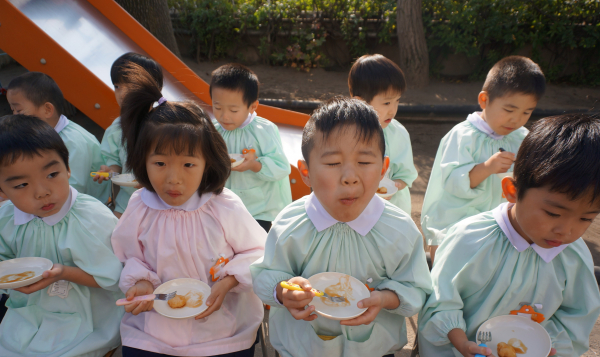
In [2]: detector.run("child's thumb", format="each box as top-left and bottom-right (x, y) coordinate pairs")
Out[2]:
(126, 288), (136, 300)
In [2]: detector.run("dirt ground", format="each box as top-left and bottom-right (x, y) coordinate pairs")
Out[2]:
(2, 60), (600, 356)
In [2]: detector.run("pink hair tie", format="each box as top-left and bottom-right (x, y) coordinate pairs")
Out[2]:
(153, 97), (167, 108)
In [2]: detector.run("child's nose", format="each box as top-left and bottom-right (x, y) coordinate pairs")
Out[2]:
(35, 185), (51, 199)
(341, 169), (359, 185)
(167, 169), (183, 184)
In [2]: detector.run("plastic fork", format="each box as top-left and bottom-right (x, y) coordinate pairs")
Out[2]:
(90, 172), (118, 179)
(116, 291), (177, 306)
(280, 281), (346, 303)
(474, 331), (492, 357)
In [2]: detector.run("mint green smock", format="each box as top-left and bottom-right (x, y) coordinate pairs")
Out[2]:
(383, 120), (418, 215)
(60, 119), (110, 204)
(100, 117), (138, 213)
(213, 116), (292, 222)
(0, 193), (124, 357)
(250, 197), (432, 357)
(418, 211), (600, 356)
(420, 120), (527, 246)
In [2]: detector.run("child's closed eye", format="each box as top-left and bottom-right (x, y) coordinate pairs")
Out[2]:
(504, 109), (514, 113)
(544, 210), (560, 218)
(326, 162), (340, 167)
(13, 182), (28, 189)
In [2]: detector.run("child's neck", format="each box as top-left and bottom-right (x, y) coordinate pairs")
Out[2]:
(46, 115), (61, 129)
(507, 204), (534, 245)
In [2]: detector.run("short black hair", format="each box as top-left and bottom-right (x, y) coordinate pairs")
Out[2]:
(483, 56), (546, 103)
(120, 63), (230, 195)
(209, 63), (259, 107)
(0, 114), (69, 171)
(8, 72), (65, 116)
(514, 113), (600, 204)
(301, 96), (385, 165)
(111, 52), (164, 89)
(348, 54), (406, 103)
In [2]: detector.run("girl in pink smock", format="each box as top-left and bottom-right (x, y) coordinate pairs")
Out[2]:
(110, 64), (267, 357)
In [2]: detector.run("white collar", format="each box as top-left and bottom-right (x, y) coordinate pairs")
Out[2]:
(14, 186), (78, 226)
(467, 112), (504, 140)
(54, 115), (69, 134)
(304, 193), (385, 236)
(237, 112), (256, 130)
(141, 188), (212, 211)
(493, 202), (567, 263)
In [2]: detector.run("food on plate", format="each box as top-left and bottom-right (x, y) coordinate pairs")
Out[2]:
(497, 338), (527, 357)
(167, 290), (204, 309)
(230, 158), (237, 163)
(167, 294), (187, 309)
(376, 187), (388, 194)
(0, 271), (35, 284)
(321, 275), (352, 307)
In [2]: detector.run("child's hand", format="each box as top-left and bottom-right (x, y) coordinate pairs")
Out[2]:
(14, 264), (65, 294)
(93, 165), (113, 184)
(231, 150), (262, 173)
(485, 151), (515, 174)
(394, 179), (407, 191)
(124, 280), (155, 315)
(277, 277), (318, 321)
(340, 290), (399, 326)
(548, 348), (557, 356)
(194, 275), (239, 320)
(458, 340), (493, 357)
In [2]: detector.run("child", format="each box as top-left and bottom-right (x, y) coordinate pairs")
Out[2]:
(421, 56), (546, 262)
(111, 64), (267, 356)
(418, 114), (600, 356)
(0, 115), (124, 356)
(250, 97), (432, 357)
(94, 52), (164, 218)
(210, 63), (292, 232)
(7, 72), (110, 204)
(349, 54), (418, 215)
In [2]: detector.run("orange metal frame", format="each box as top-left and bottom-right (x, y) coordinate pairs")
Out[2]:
(0, 0), (120, 128)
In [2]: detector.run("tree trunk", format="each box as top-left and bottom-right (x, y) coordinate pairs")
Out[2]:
(116, 0), (181, 58)
(396, 0), (429, 88)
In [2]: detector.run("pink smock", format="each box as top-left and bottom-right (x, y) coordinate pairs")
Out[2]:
(111, 188), (266, 356)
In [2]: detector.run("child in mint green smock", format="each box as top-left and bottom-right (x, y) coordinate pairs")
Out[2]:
(95, 52), (165, 217)
(210, 64), (291, 231)
(349, 54), (417, 215)
(0, 115), (124, 357)
(419, 114), (600, 357)
(421, 56), (546, 261)
(251, 98), (431, 357)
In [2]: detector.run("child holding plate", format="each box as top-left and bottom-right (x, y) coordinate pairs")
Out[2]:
(0, 115), (124, 357)
(251, 97), (432, 357)
(111, 64), (267, 357)
(418, 114), (600, 356)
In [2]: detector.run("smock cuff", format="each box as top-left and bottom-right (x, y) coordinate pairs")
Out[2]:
(420, 310), (467, 346)
(377, 279), (426, 317)
(252, 270), (294, 307)
(119, 257), (162, 294)
(444, 163), (484, 199)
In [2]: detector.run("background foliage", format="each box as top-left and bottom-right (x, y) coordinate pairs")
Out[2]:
(169, 0), (600, 85)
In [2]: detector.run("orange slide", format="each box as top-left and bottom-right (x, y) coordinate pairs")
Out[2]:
(0, 0), (310, 199)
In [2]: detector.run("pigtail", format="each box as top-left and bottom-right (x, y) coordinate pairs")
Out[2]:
(118, 63), (163, 172)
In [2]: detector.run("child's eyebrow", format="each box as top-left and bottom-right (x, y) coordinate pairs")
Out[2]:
(5, 175), (27, 182)
(357, 150), (377, 156)
(320, 150), (341, 158)
(544, 199), (570, 211)
(43, 160), (60, 170)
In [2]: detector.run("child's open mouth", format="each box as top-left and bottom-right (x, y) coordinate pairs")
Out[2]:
(41, 203), (55, 211)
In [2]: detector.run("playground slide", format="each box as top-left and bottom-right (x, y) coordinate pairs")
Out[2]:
(0, 0), (310, 199)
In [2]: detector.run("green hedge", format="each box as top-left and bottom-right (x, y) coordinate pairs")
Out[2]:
(169, 0), (600, 85)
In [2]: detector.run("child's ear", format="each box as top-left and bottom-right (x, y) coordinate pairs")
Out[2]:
(248, 100), (259, 113)
(478, 91), (489, 110)
(297, 160), (311, 188)
(502, 177), (517, 203)
(43, 102), (56, 120)
(381, 156), (390, 179)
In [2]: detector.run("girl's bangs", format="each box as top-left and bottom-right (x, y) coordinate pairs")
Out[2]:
(150, 124), (203, 158)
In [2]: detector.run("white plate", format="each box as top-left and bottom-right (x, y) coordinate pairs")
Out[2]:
(111, 173), (139, 187)
(229, 154), (245, 168)
(496, 172), (514, 180)
(153, 278), (211, 319)
(476, 315), (551, 357)
(307, 272), (370, 321)
(376, 177), (398, 199)
(0, 257), (54, 289)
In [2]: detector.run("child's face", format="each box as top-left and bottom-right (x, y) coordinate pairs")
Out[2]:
(211, 88), (258, 130)
(0, 150), (71, 217)
(304, 125), (385, 222)
(479, 91), (538, 135)
(366, 90), (401, 129)
(113, 82), (132, 108)
(7, 89), (57, 124)
(509, 185), (600, 248)
(146, 148), (206, 206)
